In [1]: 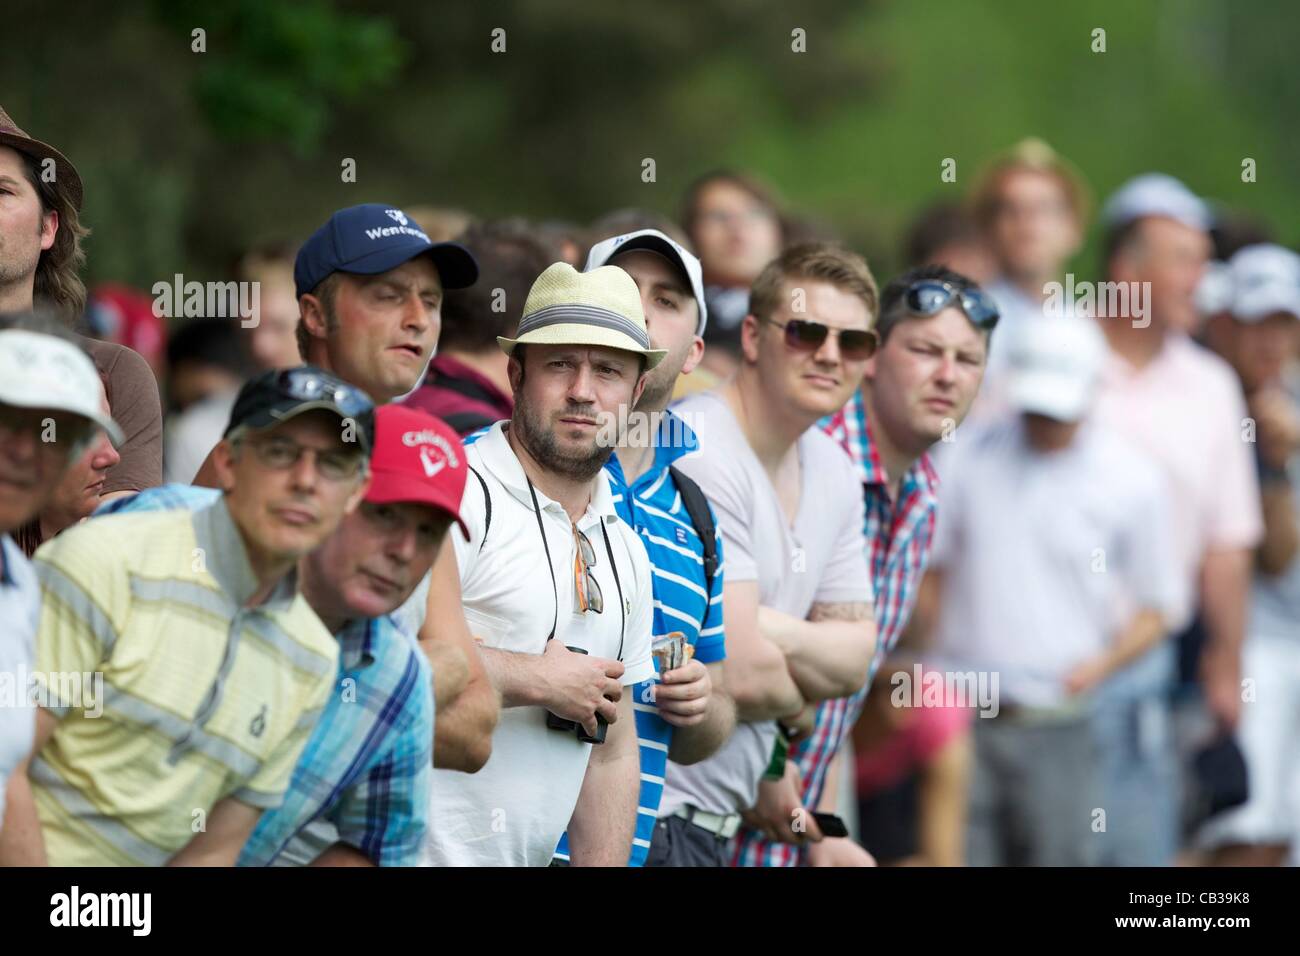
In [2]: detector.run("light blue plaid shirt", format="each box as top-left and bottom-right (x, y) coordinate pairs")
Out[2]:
(97, 485), (434, 865)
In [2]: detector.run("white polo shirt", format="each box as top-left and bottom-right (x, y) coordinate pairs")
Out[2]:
(423, 422), (655, 866)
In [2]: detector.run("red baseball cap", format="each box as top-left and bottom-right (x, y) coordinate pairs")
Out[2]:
(366, 405), (468, 536)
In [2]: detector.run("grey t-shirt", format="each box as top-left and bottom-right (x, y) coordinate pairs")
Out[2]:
(660, 391), (870, 817)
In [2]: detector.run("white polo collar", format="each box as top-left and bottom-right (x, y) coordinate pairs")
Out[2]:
(474, 420), (620, 526)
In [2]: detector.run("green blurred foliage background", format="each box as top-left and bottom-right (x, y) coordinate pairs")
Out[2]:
(4, 0), (1296, 294)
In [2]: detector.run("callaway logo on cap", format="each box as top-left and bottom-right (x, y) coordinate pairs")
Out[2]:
(366, 405), (469, 536)
(402, 426), (461, 479)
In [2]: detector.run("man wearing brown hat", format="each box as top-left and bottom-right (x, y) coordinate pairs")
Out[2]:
(0, 105), (163, 500)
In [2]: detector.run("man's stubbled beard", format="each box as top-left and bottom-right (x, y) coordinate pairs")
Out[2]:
(514, 398), (614, 481)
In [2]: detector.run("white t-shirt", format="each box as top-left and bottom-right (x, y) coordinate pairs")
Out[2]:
(660, 392), (871, 817)
(423, 422), (655, 866)
(930, 417), (1184, 707)
(391, 569), (431, 640)
(0, 535), (39, 828)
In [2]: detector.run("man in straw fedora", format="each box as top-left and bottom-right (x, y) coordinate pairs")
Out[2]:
(423, 262), (661, 866)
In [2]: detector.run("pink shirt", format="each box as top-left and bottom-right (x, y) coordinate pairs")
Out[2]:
(856, 696), (973, 796)
(1092, 332), (1263, 629)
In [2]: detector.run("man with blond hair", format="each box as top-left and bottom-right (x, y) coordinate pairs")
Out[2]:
(658, 242), (878, 865)
(966, 138), (1090, 420)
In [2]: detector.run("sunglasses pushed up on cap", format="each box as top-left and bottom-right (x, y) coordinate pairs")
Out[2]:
(274, 367), (375, 419)
(227, 366), (377, 456)
(902, 280), (1000, 330)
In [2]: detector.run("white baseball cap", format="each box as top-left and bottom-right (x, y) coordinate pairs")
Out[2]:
(1227, 243), (1300, 322)
(0, 329), (124, 446)
(584, 229), (708, 336)
(1006, 316), (1107, 423)
(1194, 260), (1235, 318)
(1101, 172), (1212, 233)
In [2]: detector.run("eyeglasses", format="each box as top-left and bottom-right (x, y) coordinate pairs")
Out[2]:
(573, 526), (604, 614)
(243, 434), (365, 482)
(277, 368), (373, 416)
(764, 318), (879, 361)
(901, 280), (1000, 330)
(0, 405), (96, 460)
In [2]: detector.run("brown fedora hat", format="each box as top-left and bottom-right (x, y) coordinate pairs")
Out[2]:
(0, 105), (83, 211)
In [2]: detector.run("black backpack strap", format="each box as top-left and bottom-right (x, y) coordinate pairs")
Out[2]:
(467, 465), (491, 552)
(598, 519), (626, 661)
(668, 466), (719, 610)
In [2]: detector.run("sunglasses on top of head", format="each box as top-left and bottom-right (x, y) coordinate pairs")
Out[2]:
(901, 280), (1000, 330)
(762, 317), (879, 361)
(276, 368), (375, 420)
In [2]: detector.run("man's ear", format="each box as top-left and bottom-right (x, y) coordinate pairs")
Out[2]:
(862, 333), (880, 383)
(345, 472), (372, 514)
(210, 439), (239, 492)
(631, 370), (648, 409)
(679, 335), (706, 378)
(40, 209), (58, 253)
(740, 314), (762, 364)
(506, 353), (524, 395)
(299, 294), (329, 342)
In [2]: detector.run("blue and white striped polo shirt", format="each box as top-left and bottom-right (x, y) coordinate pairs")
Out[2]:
(550, 411), (727, 865)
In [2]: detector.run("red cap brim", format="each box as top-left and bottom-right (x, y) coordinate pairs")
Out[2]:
(364, 468), (468, 538)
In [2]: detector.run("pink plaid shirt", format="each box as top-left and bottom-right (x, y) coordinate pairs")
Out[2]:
(732, 388), (940, 867)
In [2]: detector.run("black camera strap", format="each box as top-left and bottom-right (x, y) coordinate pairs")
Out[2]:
(598, 518), (626, 662)
(525, 475), (559, 643)
(525, 473), (626, 660)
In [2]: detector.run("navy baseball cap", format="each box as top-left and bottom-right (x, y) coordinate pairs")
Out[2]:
(293, 203), (479, 299)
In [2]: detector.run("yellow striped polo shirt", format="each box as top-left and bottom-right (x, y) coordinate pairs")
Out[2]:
(30, 495), (338, 866)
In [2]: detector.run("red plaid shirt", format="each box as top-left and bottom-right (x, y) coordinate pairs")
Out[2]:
(732, 387), (940, 867)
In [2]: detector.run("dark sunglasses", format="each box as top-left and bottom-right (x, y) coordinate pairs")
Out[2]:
(902, 280), (1000, 330)
(276, 368), (375, 420)
(764, 318), (879, 360)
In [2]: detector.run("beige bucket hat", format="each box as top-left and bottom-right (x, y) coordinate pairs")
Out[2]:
(498, 262), (667, 368)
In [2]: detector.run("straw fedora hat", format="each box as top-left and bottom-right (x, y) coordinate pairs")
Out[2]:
(498, 262), (667, 368)
(0, 105), (83, 211)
